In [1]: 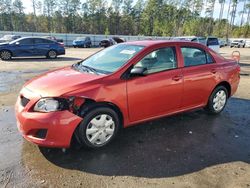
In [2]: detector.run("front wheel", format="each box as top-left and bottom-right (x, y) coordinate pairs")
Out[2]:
(205, 86), (228, 114)
(77, 107), (120, 148)
(0, 50), (12, 60)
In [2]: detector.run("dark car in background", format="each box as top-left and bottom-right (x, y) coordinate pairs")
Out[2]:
(0, 35), (21, 43)
(73, 37), (92, 48)
(43, 36), (64, 43)
(99, 37), (125, 48)
(112, 37), (125, 43)
(0, 37), (65, 60)
(99, 38), (117, 48)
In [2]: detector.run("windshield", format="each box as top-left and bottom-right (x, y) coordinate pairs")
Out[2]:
(9, 38), (22, 44)
(76, 44), (144, 74)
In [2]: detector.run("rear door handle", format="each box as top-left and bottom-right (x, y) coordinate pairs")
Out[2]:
(211, 69), (217, 74)
(172, 75), (182, 81)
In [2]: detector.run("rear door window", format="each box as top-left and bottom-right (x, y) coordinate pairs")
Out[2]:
(34, 38), (53, 44)
(181, 47), (214, 67)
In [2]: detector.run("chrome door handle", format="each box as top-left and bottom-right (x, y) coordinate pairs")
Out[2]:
(211, 69), (217, 74)
(172, 75), (182, 81)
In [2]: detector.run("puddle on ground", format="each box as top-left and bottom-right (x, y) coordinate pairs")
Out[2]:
(0, 70), (48, 93)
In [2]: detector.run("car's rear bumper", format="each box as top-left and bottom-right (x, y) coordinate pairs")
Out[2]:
(57, 49), (65, 55)
(15, 89), (82, 148)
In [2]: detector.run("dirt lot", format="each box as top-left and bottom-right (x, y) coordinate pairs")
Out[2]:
(0, 47), (250, 188)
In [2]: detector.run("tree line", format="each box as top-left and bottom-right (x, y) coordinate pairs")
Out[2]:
(0, 0), (249, 38)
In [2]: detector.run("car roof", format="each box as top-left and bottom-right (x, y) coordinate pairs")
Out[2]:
(11, 37), (56, 43)
(124, 40), (206, 47)
(18, 36), (52, 39)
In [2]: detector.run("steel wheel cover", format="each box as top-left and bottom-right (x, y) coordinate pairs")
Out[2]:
(86, 114), (115, 146)
(213, 90), (227, 112)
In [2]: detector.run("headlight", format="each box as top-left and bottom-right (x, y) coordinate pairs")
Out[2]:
(34, 98), (68, 112)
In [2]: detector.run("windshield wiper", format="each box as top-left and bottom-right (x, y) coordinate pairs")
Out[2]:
(73, 63), (101, 75)
(81, 65), (99, 74)
(72, 62), (109, 75)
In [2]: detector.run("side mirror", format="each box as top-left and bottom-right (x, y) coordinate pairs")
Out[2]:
(130, 67), (147, 77)
(15, 42), (20, 45)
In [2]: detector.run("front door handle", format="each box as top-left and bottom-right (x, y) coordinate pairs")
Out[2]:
(172, 75), (182, 81)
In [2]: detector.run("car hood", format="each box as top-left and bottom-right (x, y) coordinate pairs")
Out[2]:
(24, 66), (105, 97)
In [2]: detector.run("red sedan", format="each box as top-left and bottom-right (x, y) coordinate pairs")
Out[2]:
(15, 41), (240, 148)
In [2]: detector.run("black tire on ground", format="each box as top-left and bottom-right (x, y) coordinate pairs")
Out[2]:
(46, 50), (57, 59)
(0, 50), (12, 60)
(205, 85), (228, 115)
(76, 107), (120, 148)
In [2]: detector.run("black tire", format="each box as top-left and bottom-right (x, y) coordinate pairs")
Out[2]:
(47, 50), (57, 59)
(0, 50), (12, 60)
(76, 107), (120, 148)
(205, 86), (228, 114)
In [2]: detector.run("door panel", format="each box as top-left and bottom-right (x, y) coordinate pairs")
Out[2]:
(127, 69), (183, 122)
(34, 44), (50, 56)
(34, 38), (52, 56)
(12, 38), (34, 57)
(182, 64), (217, 108)
(127, 46), (183, 122)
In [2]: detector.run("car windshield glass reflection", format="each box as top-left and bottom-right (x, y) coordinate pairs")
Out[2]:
(75, 44), (144, 74)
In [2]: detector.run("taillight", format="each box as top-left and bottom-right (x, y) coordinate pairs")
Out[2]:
(236, 65), (241, 72)
(59, 42), (64, 47)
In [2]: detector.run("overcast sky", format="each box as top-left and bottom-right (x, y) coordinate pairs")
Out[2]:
(23, 0), (248, 25)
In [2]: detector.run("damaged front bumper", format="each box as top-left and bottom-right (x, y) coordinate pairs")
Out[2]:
(15, 88), (83, 148)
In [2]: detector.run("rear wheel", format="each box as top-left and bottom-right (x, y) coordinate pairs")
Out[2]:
(0, 50), (12, 60)
(47, 50), (57, 59)
(205, 86), (228, 114)
(77, 107), (120, 148)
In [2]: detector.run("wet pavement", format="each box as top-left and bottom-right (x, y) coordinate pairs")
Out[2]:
(0, 97), (250, 187)
(0, 48), (250, 187)
(41, 98), (250, 177)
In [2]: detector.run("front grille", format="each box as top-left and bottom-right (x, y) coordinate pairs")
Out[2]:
(20, 96), (30, 107)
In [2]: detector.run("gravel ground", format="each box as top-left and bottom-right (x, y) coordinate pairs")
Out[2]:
(0, 47), (250, 188)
